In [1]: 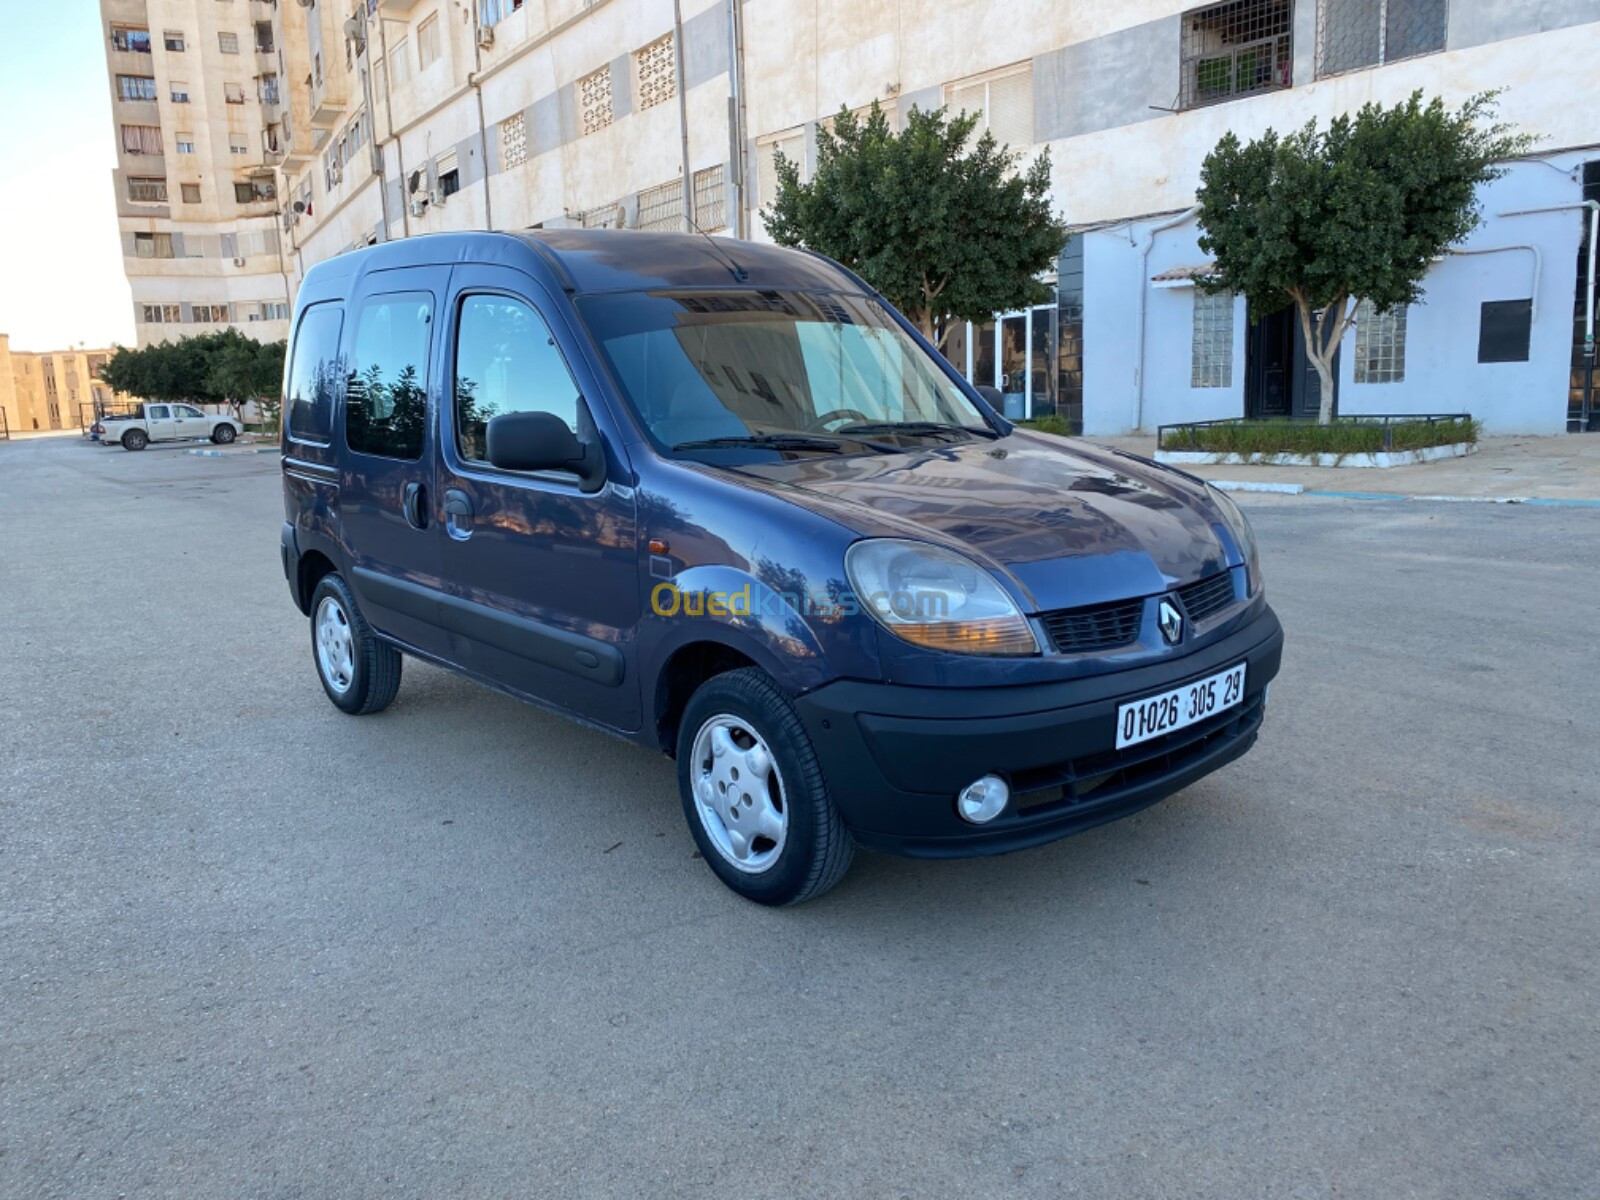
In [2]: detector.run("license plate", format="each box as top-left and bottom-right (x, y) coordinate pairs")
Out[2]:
(1115, 662), (1247, 749)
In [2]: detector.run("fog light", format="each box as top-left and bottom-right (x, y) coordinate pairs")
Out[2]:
(957, 774), (1010, 824)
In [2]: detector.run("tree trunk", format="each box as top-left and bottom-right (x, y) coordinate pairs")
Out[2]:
(1293, 294), (1355, 427)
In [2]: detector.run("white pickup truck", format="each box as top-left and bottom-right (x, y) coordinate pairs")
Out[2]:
(96, 403), (239, 451)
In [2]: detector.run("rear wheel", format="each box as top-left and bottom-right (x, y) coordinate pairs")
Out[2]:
(310, 573), (402, 714)
(676, 667), (853, 905)
(122, 429), (148, 451)
(211, 423), (237, 444)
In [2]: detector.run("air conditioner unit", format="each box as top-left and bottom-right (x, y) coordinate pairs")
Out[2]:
(409, 195), (427, 218)
(476, 24), (495, 48)
(331, 163), (343, 184)
(428, 187), (443, 206)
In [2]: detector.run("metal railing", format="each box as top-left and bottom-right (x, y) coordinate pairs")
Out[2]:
(1158, 413), (1474, 452)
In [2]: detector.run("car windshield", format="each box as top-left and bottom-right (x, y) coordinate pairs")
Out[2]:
(576, 290), (995, 455)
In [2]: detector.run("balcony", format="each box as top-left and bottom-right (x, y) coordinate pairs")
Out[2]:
(309, 74), (348, 129)
(377, 0), (420, 13)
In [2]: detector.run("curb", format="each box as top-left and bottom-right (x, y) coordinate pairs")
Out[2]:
(1209, 480), (1306, 495)
(185, 446), (278, 457)
(1233, 486), (1600, 509)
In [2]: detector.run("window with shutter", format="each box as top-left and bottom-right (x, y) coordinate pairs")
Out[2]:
(757, 129), (804, 208)
(944, 64), (1033, 153)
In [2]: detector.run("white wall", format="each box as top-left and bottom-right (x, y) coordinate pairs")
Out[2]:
(1080, 156), (1588, 436)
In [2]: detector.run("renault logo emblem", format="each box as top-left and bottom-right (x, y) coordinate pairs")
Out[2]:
(1158, 599), (1184, 645)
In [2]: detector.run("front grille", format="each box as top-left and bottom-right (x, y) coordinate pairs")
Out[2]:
(1039, 597), (1145, 654)
(1177, 571), (1236, 623)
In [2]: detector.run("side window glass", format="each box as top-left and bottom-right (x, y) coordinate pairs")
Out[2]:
(454, 294), (580, 463)
(176, 405), (203, 418)
(148, 405), (170, 419)
(346, 292), (432, 460)
(287, 304), (344, 443)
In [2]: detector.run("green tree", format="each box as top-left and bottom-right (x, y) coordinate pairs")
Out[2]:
(101, 331), (285, 427)
(764, 102), (1067, 351)
(1196, 91), (1531, 425)
(207, 331), (286, 428)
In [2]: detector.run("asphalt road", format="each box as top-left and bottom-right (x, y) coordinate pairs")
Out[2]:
(2, 434), (1596, 1199)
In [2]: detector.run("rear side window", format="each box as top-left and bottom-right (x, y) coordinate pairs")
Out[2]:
(287, 304), (344, 443)
(453, 294), (580, 463)
(346, 292), (433, 460)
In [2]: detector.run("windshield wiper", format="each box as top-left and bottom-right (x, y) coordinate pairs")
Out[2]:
(671, 433), (850, 454)
(833, 420), (1000, 442)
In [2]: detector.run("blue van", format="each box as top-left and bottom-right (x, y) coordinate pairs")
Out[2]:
(280, 230), (1282, 904)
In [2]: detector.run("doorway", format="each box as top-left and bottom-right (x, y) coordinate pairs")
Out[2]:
(958, 306), (1056, 419)
(1246, 306), (1338, 419)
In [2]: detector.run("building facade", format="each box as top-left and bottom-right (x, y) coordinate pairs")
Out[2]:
(0, 341), (122, 434)
(98, 0), (295, 350)
(259, 0), (1598, 435)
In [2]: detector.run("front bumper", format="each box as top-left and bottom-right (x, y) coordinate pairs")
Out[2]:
(794, 604), (1283, 857)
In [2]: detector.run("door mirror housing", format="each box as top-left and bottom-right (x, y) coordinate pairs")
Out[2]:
(486, 410), (605, 492)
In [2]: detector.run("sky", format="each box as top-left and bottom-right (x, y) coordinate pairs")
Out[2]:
(0, 0), (135, 352)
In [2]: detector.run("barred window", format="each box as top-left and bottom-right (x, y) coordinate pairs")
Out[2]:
(1180, 0), (1292, 109)
(217, 31), (239, 54)
(579, 66), (613, 135)
(127, 176), (167, 203)
(635, 179), (683, 232)
(635, 34), (675, 112)
(1318, 0), (1447, 77)
(1191, 292), (1234, 388)
(693, 164), (726, 232)
(1353, 300), (1406, 383)
(117, 74), (157, 101)
(501, 111), (528, 169)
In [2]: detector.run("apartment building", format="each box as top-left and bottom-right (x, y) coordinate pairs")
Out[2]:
(266, 0), (1599, 435)
(99, 0), (295, 350)
(0, 339), (122, 434)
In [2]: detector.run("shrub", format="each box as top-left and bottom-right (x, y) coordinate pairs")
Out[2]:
(1160, 417), (1479, 457)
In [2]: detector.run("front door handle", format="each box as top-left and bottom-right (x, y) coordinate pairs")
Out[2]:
(443, 488), (473, 540)
(402, 481), (428, 530)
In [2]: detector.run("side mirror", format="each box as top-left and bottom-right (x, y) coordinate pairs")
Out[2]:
(486, 410), (605, 492)
(975, 385), (1003, 410)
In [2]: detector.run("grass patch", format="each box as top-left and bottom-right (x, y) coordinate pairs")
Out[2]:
(1016, 415), (1075, 437)
(1159, 416), (1479, 457)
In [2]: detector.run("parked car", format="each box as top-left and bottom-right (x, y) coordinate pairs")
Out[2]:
(279, 231), (1283, 905)
(98, 403), (238, 450)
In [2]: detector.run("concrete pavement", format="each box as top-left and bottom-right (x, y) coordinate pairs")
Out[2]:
(1, 435), (1596, 1198)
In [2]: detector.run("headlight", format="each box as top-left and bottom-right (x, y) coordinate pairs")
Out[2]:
(845, 539), (1039, 656)
(1208, 486), (1261, 594)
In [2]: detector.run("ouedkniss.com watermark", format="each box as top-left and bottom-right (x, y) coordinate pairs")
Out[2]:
(650, 581), (949, 620)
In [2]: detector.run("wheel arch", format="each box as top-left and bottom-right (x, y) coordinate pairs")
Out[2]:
(295, 549), (338, 616)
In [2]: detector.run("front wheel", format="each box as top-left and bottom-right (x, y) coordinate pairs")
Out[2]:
(310, 573), (402, 714)
(122, 429), (148, 451)
(676, 668), (853, 905)
(211, 424), (237, 444)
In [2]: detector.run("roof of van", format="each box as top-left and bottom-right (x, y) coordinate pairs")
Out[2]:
(297, 229), (862, 298)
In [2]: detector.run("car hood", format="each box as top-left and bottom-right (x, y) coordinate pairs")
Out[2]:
(725, 432), (1232, 611)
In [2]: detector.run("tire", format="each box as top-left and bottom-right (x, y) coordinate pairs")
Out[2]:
(676, 667), (853, 905)
(211, 424), (237, 445)
(309, 573), (402, 715)
(122, 429), (148, 451)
